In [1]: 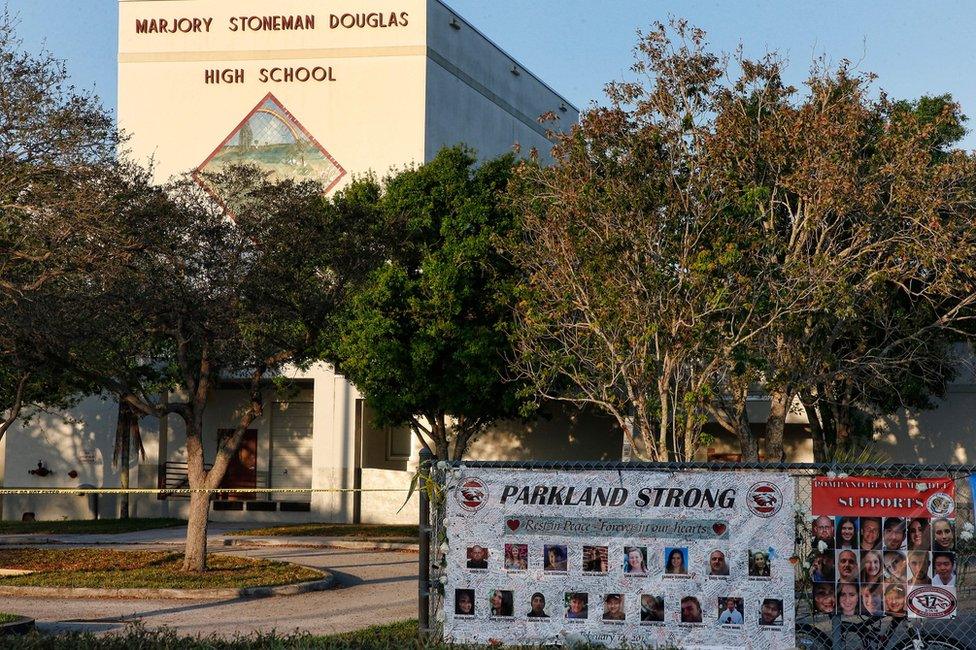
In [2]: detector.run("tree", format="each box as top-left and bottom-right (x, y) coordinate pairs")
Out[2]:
(335, 147), (528, 460)
(26, 167), (388, 571)
(0, 10), (128, 439)
(707, 61), (976, 461)
(507, 23), (800, 461)
(508, 21), (976, 462)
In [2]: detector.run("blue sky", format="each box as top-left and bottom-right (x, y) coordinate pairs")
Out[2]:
(9, 0), (976, 149)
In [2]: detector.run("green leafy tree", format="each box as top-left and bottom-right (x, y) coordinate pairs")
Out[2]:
(336, 147), (528, 460)
(27, 168), (388, 571)
(0, 10), (128, 439)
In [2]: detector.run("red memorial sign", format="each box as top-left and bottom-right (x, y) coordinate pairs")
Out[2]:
(809, 475), (958, 621)
(812, 477), (955, 518)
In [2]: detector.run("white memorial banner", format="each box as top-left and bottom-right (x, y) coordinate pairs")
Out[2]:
(444, 468), (796, 649)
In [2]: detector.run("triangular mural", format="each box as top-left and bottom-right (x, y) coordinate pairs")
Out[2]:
(195, 93), (346, 201)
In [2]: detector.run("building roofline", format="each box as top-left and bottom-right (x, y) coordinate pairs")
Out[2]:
(433, 0), (580, 115)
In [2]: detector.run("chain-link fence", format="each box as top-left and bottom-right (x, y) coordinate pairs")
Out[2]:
(423, 458), (976, 650)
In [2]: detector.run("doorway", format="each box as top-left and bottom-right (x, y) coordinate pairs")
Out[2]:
(218, 429), (258, 500)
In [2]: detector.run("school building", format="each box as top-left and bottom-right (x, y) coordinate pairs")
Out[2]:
(3, 0), (972, 525)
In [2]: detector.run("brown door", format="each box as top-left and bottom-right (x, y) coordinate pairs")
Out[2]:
(219, 429), (258, 500)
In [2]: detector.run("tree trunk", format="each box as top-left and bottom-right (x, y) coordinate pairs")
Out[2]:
(657, 381), (671, 462)
(183, 489), (210, 572)
(119, 415), (130, 519)
(0, 373), (29, 441)
(832, 401), (853, 450)
(736, 418), (759, 463)
(182, 415), (210, 572)
(801, 394), (826, 463)
(711, 384), (758, 462)
(765, 388), (791, 462)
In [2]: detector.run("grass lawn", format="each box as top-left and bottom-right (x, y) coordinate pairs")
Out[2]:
(0, 620), (565, 648)
(0, 518), (184, 535)
(0, 612), (23, 623)
(229, 523), (418, 539)
(0, 620), (625, 648)
(0, 548), (322, 589)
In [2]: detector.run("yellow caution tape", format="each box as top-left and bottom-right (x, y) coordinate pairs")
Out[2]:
(0, 487), (410, 495)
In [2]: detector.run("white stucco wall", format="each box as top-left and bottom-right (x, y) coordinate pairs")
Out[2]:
(2, 396), (160, 521)
(118, 0), (430, 185)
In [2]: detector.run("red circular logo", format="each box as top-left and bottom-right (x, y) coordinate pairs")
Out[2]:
(456, 478), (489, 512)
(907, 586), (956, 618)
(747, 482), (783, 518)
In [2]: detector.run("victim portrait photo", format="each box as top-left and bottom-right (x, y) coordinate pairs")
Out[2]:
(664, 547), (688, 576)
(748, 549), (771, 577)
(811, 516), (835, 550)
(454, 588), (475, 617)
(883, 550), (907, 583)
(933, 518), (955, 551)
(836, 582), (860, 617)
(527, 592), (549, 618)
(602, 593), (626, 621)
(466, 545), (489, 569)
(544, 544), (569, 572)
(565, 592), (589, 620)
(680, 596), (703, 624)
(640, 594), (665, 623)
(813, 582), (835, 614)
(708, 549), (730, 576)
(883, 583), (907, 617)
(759, 598), (784, 627)
(860, 517), (882, 551)
(860, 582), (884, 617)
(488, 589), (514, 617)
(503, 543), (527, 571)
(835, 549), (858, 583)
(811, 551), (836, 582)
(907, 518), (931, 551)
(835, 516), (858, 549)
(860, 550), (883, 584)
(883, 517), (907, 551)
(624, 546), (648, 575)
(907, 551), (931, 584)
(716, 596), (744, 626)
(582, 545), (609, 573)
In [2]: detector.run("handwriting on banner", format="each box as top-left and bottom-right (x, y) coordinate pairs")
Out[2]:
(445, 469), (796, 649)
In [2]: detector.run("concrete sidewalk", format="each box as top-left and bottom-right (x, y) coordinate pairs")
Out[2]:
(0, 524), (420, 551)
(0, 545), (418, 637)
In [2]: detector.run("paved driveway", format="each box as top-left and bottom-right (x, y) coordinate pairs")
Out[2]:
(0, 545), (418, 638)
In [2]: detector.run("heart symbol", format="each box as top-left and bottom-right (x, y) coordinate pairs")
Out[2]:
(712, 522), (728, 536)
(506, 519), (521, 532)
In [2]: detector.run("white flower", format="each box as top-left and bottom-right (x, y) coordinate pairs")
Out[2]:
(436, 461), (449, 471)
(826, 471), (837, 479)
(960, 530), (974, 542)
(439, 575), (448, 584)
(802, 560), (811, 570)
(837, 472), (849, 479)
(818, 540), (828, 553)
(963, 522), (974, 533)
(439, 542), (450, 554)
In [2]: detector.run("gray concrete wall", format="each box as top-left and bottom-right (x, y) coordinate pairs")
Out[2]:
(424, 0), (578, 162)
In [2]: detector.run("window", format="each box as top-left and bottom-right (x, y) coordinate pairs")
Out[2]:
(387, 424), (412, 460)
